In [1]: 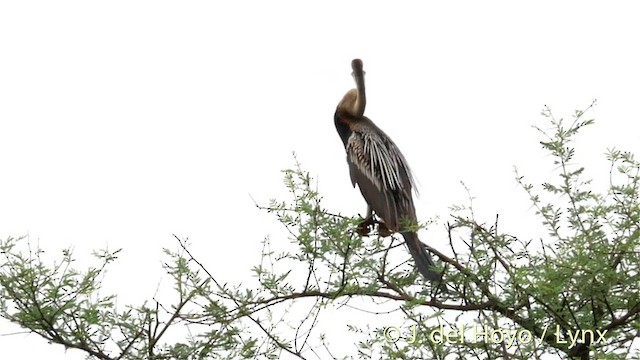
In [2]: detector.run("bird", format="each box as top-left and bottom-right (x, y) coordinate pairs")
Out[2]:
(333, 58), (443, 285)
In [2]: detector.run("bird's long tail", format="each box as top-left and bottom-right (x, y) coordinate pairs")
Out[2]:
(401, 232), (443, 283)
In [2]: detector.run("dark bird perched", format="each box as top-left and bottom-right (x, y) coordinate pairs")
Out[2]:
(334, 58), (443, 284)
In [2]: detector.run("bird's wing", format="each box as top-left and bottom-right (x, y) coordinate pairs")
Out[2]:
(346, 130), (415, 230)
(348, 158), (399, 229)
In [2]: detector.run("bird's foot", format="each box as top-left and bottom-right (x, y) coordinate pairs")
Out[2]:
(377, 220), (393, 237)
(356, 215), (376, 236)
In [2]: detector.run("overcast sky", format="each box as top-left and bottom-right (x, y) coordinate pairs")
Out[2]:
(1, 1), (639, 359)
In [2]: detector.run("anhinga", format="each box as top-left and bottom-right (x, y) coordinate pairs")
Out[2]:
(334, 59), (443, 284)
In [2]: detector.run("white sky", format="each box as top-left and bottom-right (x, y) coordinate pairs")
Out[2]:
(1, 1), (639, 359)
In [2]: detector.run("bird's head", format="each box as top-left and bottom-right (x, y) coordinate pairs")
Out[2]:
(350, 58), (365, 80)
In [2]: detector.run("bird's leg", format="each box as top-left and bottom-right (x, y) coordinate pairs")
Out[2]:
(357, 206), (375, 236)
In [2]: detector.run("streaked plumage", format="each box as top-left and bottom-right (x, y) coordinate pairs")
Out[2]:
(334, 59), (443, 284)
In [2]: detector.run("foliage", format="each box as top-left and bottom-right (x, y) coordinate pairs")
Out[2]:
(1, 100), (638, 359)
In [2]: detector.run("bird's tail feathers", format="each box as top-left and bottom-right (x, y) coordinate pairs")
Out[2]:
(401, 232), (443, 283)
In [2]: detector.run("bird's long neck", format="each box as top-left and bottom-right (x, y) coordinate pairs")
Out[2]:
(351, 61), (366, 117)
